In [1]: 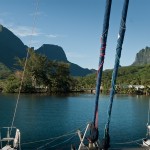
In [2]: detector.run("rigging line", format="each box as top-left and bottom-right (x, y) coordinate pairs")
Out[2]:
(22, 123), (86, 145)
(36, 126), (86, 149)
(49, 134), (76, 149)
(28, 0), (40, 48)
(110, 140), (144, 150)
(10, 0), (40, 134)
(113, 138), (143, 145)
(21, 132), (76, 145)
(36, 134), (76, 150)
(136, 142), (144, 150)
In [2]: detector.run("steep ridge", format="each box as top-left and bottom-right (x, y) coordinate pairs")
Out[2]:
(0, 25), (94, 76)
(132, 46), (150, 66)
(0, 25), (27, 69)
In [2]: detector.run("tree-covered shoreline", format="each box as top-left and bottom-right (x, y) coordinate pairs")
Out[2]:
(77, 65), (150, 95)
(0, 49), (76, 93)
(0, 50), (150, 95)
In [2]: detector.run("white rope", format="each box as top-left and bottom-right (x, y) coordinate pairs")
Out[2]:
(10, 0), (39, 135)
(28, 0), (39, 48)
(36, 134), (76, 150)
(113, 138), (143, 145)
(35, 125), (86, 150)
(111, 139), (145, 150)
(22, 132), (76, 145)
(135, 141), (143, 147)
(22, 124), (86, 146)
(49, 134), (76, 149)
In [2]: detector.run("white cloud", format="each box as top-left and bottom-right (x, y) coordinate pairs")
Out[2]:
(31, 40), (40, 44)
(9, 26), (41, 37)
(46, 34), (67, 38)
(66, 51), (86, 59)
(46, 34), (57, 38)
(30, 11), (47, 17)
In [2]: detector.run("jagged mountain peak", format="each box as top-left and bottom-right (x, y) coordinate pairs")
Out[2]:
(36, 44), (68, 62)
(132, 46), (150, 66)
(0, 25), (94, 76)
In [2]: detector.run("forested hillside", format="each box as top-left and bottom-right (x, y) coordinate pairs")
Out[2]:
(77, 65), (150, 94)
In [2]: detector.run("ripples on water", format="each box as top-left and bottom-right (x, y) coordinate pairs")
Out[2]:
(0, 93), (150, 149)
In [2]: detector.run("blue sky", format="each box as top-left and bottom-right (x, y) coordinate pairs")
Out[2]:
(0, 0), (149, 70)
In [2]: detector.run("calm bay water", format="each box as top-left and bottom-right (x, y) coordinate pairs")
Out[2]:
(0, 93), (150, 150)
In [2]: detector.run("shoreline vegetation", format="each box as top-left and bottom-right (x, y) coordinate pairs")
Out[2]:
(0, 49), (150, 95)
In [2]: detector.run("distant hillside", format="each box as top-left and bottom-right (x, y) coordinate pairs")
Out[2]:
(132, 47), (150, 66)
(78, 64), (150, 90)
(36, 44), (68, 62)
(36, 44), (94, 76)
(0, 25), (27, 69)
(0, 25), (94, 76)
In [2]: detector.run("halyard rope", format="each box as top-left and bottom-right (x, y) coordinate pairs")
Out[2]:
(21, 124), (86, 145)
(10, 0), (40, 135)
(113, 138), (143, 145)
(36, 126), (86, 149)
(22, 132), (76, 146)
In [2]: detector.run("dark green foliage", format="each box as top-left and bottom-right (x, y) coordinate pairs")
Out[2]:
(3, 74), (20, 93)
(0, 62), (12, 79)
(104, 65), (150, 89)
(77, 65), (150, 95)
(116, 65), (150, 85)
(50, 61), (71, 92)
(4, 49), (72, 93)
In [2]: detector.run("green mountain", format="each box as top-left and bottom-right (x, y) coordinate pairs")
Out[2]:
(36, 44), (94, 76)
(0, 25), (94, 76)
(132, 46), (150, 66)
(0, 25), (27, 69)
(36, 44), (68, 62)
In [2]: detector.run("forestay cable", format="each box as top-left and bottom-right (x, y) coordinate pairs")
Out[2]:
(37, 134), (76, 150)
(36, 126), (86, 150)
(10, 0), (40, 134)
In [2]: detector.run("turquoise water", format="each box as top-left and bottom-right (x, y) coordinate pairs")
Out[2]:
(0, 93), (150, 149)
